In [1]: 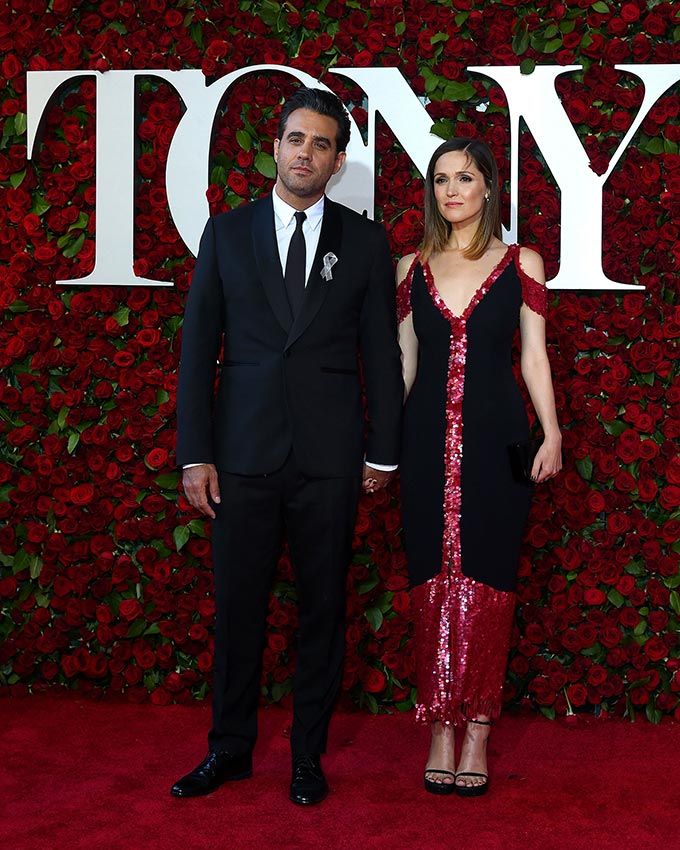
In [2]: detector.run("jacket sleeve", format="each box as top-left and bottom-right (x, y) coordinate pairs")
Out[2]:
(359, 225), (404, 466)
(175, 217), (224, 466)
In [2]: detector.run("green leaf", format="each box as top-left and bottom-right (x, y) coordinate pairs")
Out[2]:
(544, 24), (559, 38)
(670, 591), (680, 616)
(63, 231), (85, 259)
(543, 37), (563, 54)
(512, 25), (530, 55)
(643, 137), (664, 155)
(10, 170), (26, 188)
(607, 589), (625, 608)
(271, 680), (292, 702)
(664, 573), (680, 587)
(210, 165), (226, 187)
(602, 419), (627, 436)
(68, 211), (89, 232)
(155, 472), (179, 490)
(430, 32), (449, 45)
(645, 702), (662, 724)
(12, 549), (30, 575)
(31, 195), (51, 216)
(14, 112), (27, 135)
(67, 433), (80, 454)
(235, 130), (251, 151)
(357, 576), (379, 594)
(254, 152), (276, 179)
(29, 555), (43, 579)
(112, 306), (130, 326)
(394, 21), (405, 35)
(9, 300), (28, 313)
(127, 619), (147, 637)
(520, 58), (536, 75)
(173, 524), (191, 552)
(639, 373), (654, 386)
(454, 11), (469, 25)
(35, 591), (50, 607)
(187, 518), (208, 537)
(424, 74), (440, 95)
(592, 1), (609, 12)
(363, 692), (379, 714)
(189, 22), (204, 49)
(539, 706), (556, 719)
(108, 20), (127, 34)
(431, 121), (452, 140)
(364, 607), (384, 632)
(633, 619), (647, 636)
(443, 81), (476, 101)
(625, 561), (644, 576)
(575, 456), (593, 481)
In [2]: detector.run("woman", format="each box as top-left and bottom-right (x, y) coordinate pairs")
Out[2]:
(396, 138), (561, 796)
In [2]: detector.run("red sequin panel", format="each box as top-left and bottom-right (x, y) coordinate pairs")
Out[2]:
(514, 245), (548, 318)
(396, 252), (419, 324)
(414, 250), (516, 725)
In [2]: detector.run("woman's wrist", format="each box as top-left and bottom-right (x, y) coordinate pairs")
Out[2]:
(542, 428), (562, 444)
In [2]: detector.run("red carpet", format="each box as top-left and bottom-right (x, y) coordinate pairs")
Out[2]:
(1, 694), (678, 850)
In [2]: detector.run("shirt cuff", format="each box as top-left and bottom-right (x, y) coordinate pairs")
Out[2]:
(183, 463), (208, 469)
(365, 461), (398, 472)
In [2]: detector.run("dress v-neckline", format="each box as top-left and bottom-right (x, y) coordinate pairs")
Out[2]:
(422, 244), (516, 324)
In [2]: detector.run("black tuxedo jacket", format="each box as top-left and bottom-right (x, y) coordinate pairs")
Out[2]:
(176, 195), (403, 477)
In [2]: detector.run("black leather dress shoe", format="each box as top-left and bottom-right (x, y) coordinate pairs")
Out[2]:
(289, 754), (328, 805)
(170, 751), (252, 797)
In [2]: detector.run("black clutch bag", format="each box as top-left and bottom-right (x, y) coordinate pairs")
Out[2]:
(507, 436), (543, 484)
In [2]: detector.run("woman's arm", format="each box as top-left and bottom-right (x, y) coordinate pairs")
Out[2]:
(396, 253), (419, 400)
(518, 248), (562, 483)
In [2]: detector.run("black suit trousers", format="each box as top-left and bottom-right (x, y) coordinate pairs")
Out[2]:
(208, 453), (361, 756)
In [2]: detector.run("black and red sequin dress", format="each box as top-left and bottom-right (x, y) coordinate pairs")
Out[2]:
(397, 244), (548, 725)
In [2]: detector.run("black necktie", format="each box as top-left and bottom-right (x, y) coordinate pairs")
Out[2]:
(284, 211), (306, 317)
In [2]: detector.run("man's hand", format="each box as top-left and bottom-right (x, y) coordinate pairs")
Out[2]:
(183, 464), (221, 519)
(362, 464), (394, 494)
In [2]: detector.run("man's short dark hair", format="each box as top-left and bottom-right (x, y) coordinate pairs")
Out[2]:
(277, 87), (351, 153)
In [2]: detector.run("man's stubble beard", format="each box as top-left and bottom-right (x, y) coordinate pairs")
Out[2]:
(277, 167), (329, 200)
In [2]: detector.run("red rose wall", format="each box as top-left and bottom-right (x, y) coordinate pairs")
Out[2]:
(0, 0), (678, 721)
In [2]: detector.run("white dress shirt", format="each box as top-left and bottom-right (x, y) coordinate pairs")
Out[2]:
(272, 188), (324, 286)
(184, 188), (396, 473)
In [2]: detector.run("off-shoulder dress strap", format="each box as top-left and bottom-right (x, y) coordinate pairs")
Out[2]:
(397, 251), (420, 323)
(513, 244), (548, 318)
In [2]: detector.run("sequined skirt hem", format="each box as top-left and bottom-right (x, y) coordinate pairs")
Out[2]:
(414, 695), (504, 727)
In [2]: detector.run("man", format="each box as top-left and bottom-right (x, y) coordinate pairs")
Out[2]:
(171, 87), (403, 805)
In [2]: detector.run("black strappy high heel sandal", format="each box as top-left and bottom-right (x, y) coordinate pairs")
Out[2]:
(454, 719), (491, 797)
(424, 768), (457, 795)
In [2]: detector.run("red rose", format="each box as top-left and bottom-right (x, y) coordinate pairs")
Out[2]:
(363, 667), (387, 693)
(119, 599), (143, 621)
(145, 448), (168, 469)
(566, 684), (587, 708)
(70, 484), (95, 505)
(1, 54), (21, 79)
(227, 172), (249, 196)
(643, 637), (668, 662)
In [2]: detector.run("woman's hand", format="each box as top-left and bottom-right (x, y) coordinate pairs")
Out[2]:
(530, 435), (562, 483)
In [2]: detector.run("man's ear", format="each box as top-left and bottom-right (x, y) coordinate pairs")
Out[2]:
(273, 138), (280, 162)
(333, 150), (346, 175)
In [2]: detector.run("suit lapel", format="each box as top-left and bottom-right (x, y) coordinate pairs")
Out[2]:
(285, 198), (343, 351)
(252, 195), (293, 333)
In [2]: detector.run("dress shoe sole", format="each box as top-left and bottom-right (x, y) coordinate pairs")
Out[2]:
(170, 770), (253, 797)
(289, 787), (328, 806)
